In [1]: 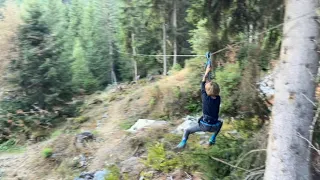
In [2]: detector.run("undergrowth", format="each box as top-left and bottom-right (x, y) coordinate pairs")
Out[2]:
(105, 165), (121, 180)
(42, 147), (53, 158)
(142, 118), (267, 180)
(0, 139), (24, 153)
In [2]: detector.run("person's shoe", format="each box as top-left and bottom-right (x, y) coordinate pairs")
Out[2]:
(209, 135), (216, 145)
(176, 140), (187, 149)
(209, 140), (215, 146)
(203, 141), (215, 149)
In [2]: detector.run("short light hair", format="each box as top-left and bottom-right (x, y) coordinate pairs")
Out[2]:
(205, 82), (220, 97)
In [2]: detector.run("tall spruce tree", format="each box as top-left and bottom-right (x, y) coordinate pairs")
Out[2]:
(16, 0), (72, 110)
(71, 38), (98, 92)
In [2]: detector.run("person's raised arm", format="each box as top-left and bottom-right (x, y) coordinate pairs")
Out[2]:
(201, 63), (211, 95)
(202, 62), (211, 82)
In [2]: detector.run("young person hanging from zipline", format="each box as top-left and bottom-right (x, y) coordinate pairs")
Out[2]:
(176, 52), (223, 149)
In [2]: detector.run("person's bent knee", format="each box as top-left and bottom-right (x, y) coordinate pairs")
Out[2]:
(184, 128), (191, 134)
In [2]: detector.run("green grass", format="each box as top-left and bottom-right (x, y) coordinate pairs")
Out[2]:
(51, 130), (63, 138)
(144, 142), (180, 173)
(73, 116), (90, 124)
(119, 120), (135, 130)
(42, 148), (53, 158)
(0, 139), (25, 153)
(149, 97), (156, 107)
(105, 165), (120, 180)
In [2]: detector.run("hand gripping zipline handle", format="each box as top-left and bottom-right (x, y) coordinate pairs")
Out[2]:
(204, 52), (212, 80)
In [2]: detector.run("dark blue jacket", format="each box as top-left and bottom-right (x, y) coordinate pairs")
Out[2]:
(201, 82), (220, 124)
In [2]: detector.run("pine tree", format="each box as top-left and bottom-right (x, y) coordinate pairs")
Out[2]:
(83, 0), (112, 86)
(71, 38), (98, 92)
(16, 0), (72, 110)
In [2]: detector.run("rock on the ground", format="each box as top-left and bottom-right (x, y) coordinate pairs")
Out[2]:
(75, 131), (94, 147)
(79, 154), (87, 168)
(96, 120), (103, 128)
(102, 113), (108, 118)
(89, 99), (103, 105)
(74, 170), (108, 180)
(93, 170), (108, 180)
(120, 157), (145, 178)
(127, 119), (168, 133)
(170, 169), (185, 179)
(258, 73), (275, 98)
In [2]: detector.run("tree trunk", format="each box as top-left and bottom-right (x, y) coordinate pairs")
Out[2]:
(131, 33), (138, 81)
(163, 22), (167, 75)
(109, 41), (117, 85)
(264, 1), (319, 179)
(173, 0), (177, 66)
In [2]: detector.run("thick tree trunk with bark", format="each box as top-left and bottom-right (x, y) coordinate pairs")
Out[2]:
(264, 1), (319, 179)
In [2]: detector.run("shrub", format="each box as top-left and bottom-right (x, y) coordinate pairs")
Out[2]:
(119, 121), (135, 130)
(144, 143), (180, 173)
(234, 116), (263, 138)
(105, 165), (120, 180)
(0, 139), (23, 152)
(51, 130), (62, 138)
(215, 63), (241, 115)
(148, 97), (156, 107)
(73, 116), (90, 124)
(168, 64), (182, 75)
(42, 147), (53, 158)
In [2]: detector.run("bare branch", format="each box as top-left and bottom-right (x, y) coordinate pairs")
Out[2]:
(297, 132), (320, 155)
(249, 165), (265, 172)
(306, 67), (316, 81)
(236, 149), (267, 167)
(301, 93), (317, 107)
(310, 103), (320, 142)
(245, 170), (265, 180)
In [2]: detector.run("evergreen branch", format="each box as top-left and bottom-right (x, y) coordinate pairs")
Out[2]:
(310, 103), (320, 144)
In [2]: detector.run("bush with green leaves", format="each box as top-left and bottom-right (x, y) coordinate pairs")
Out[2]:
(168, 64), (182, 75)
(73, 116), (90, 124)
(215, 63), (241, 115)
(42, 147), (53, 158)
(144, 142), (181, 173)
(105, 165), (121, 180)
(0, 139), (23, 152)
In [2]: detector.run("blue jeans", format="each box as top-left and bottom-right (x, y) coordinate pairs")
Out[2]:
(182, 120), (223, 141)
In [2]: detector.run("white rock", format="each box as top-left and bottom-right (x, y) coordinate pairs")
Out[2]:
(102, 113), (108, 118)
(127, 119), (168, 133)
(120, 157), (145, 179)
(258, 73), (275, 97)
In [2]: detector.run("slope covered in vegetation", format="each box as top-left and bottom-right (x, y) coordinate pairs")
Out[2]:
(4, 0), (316, 179)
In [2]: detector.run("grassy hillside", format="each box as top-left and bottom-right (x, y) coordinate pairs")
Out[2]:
(0, 57), (269, 180)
